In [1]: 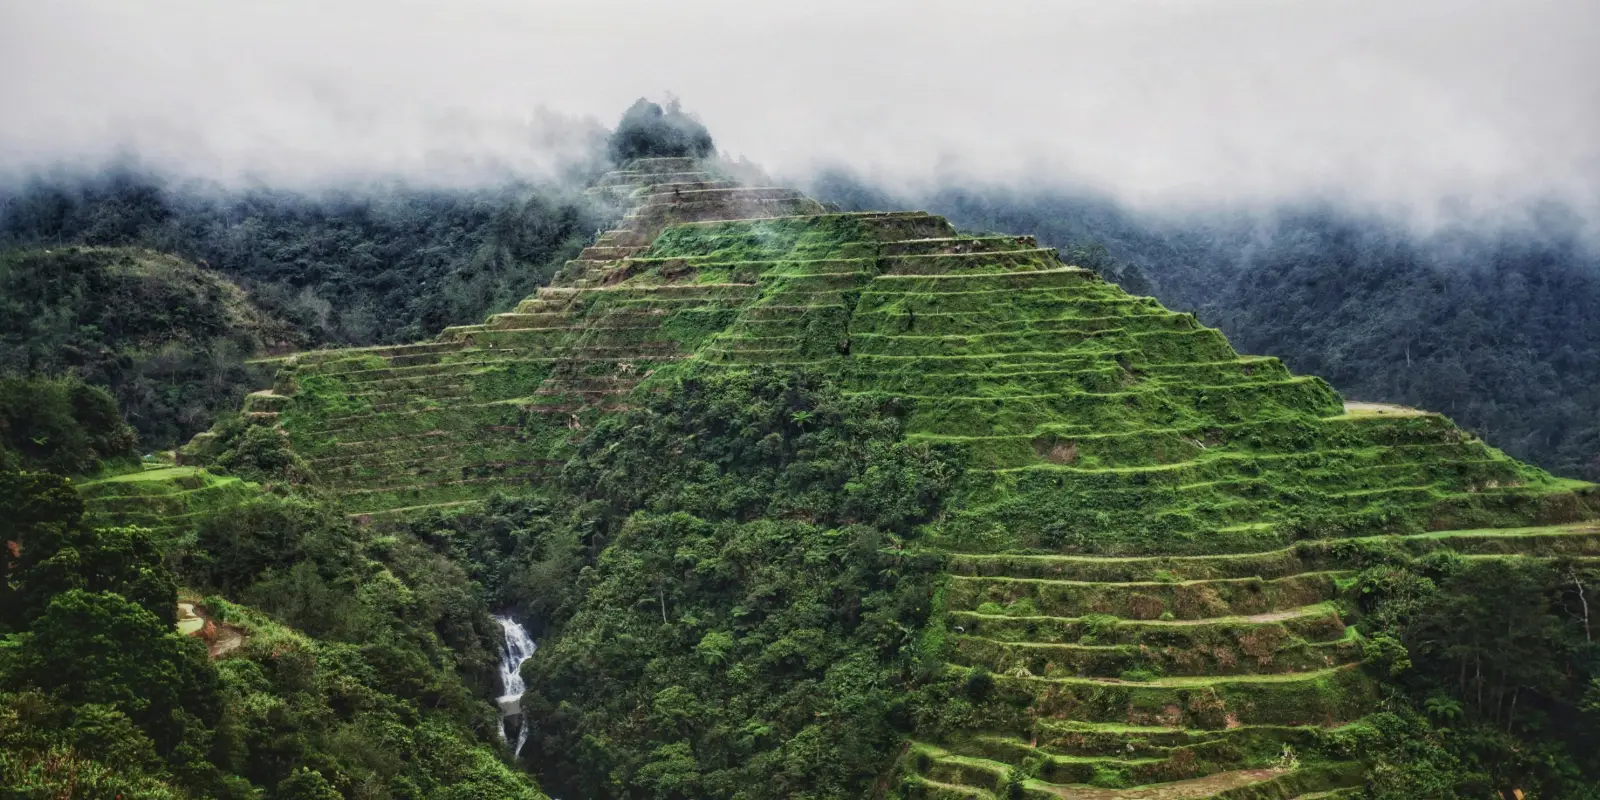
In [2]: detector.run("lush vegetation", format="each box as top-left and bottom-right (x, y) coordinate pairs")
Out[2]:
(6, 108), (1600, 800)
(1354, 551), (1600, 797)
(0, 377), (544, 799)
(810, 174), (1600, 482)
(0, 376), (137, 474)
(0, 172), (610, 347)
(608, 98), (716, 163)
(0, 247), (301, 449)
(411, 368), (964, 799)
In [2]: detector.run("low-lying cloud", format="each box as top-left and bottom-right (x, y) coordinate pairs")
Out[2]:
(2, 0), (1596, 218)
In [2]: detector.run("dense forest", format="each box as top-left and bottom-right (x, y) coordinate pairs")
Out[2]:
(0, 171), (609, 347)
(809, 174), (1600, 482)
(409, 369), (962, 799)
(0, 166), (609, 452)
(0, 247), (303, 449)
(0, 375), (544, 798)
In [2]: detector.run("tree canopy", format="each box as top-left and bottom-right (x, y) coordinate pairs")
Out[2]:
(608, 98), (716, 163)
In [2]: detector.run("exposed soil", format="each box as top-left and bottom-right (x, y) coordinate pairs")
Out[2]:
(176, 601), (247, 659)
(1036, 768), (1287, 799)
(1342, 401), (1427, 417)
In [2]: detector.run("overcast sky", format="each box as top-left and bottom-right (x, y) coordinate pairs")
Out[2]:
(2, 0), (1596, 219)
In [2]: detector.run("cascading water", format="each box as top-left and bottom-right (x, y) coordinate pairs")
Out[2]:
(494, 615), (537, 757)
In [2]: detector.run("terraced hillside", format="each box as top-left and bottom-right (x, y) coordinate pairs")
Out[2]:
(78, 462), (259, 535)
(181, 158), (1599, 797)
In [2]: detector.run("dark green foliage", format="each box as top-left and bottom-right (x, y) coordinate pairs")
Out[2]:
(0, 247), (295, 449)
(189, 494), (336, 595)
(560, 367), (965, 534)
(507, 368), (962, 799)
(0, 466), (222, 793)
(0, 376), (137, 473)
(275, 767), (343, 800)
(1354, 555), (1600, 796)
(0, 379), (544, 797)
(6, 507), (177, 628)
(410, 494), (581, 631)
(0, 173), (609, 346)
(1, 479), (544, 798)
(18, 589), (220, 747)
(608, 98), (716, 163)
(209, 412), (312, 483)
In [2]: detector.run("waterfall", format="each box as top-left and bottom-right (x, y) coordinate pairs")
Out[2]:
(494, 615), (537, 756)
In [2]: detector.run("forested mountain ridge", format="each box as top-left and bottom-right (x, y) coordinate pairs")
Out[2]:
(808, 176), (1600, 483)
(0, 172), (611, 346)
(142, 156), (1600, 799)
(0, 247), (302, 449)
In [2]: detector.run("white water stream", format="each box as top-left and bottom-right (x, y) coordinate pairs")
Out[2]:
(494, 615), (537, 757)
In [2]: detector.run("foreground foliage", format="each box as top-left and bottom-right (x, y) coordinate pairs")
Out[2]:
(0, 378), (543, 799)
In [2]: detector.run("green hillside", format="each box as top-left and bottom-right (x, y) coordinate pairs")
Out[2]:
(170, 158), (1598, 798)
(0, 246), (304, 447)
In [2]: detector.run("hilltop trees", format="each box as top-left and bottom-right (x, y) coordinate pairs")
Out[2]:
(608, 98), (716, 163)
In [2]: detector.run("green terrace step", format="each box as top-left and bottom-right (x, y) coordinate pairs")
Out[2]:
(945, 572), (1346, 621)
(942, 483), (1591, 557)
(636, 180), (741, 195)
(950, 626), (1362, 679)
(905, 741), (1362, 800)
(76, 466), (260, 535)
(850, 311), (1200, 338)
(879, 236), (1040, 256)
(895, 378), (1341, 437)
(984, 663), (1376, 729)
(849, 365), (1133, 397)
(949, 525), (1577, 580)
(952, 732), (1311, 791)
(877, 248), (1064, 276)
(948, 603), (1346, 646)
(851, 350), (1130, 373)
(242, 390), (292, 413)
(853, 297), (1169, 321)
(1030, 720), (1351, 759)
(960, 420), (1514, 472)
(285, 340), (466, 367)
(860, 266), (1099, 293)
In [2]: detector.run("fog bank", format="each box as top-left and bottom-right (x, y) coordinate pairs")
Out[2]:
(3, 0), (1596, 219)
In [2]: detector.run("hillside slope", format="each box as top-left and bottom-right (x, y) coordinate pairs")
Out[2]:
(0, 246), (304, 447)
(181, 159), (1599, 798)
(809, 180), (1600, 483)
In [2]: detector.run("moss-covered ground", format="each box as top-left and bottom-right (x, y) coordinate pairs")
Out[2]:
(148, 157), (1599, 797)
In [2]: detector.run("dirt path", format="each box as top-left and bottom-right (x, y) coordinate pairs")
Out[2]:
(176, 601), (247, 658)
(1342, 401), (1428, 417)
(1036, 768), (1287, 799)
(1145, 607), (1326, 626)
